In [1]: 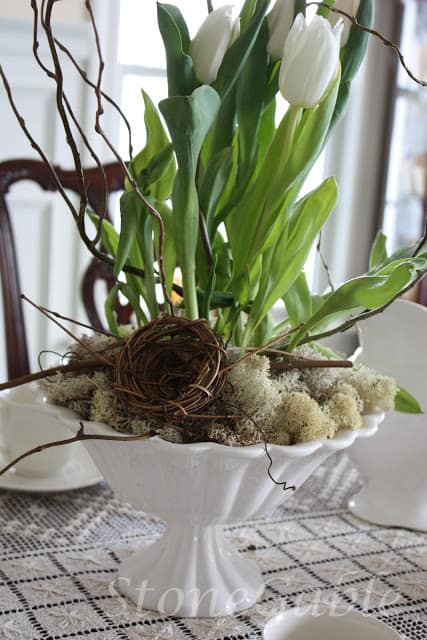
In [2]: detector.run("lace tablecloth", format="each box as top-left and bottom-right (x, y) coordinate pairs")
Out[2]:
(0, 453), (426, 640)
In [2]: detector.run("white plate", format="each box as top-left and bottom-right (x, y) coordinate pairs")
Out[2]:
(0, 444), (103, 493)
(263, 608), (402, 640)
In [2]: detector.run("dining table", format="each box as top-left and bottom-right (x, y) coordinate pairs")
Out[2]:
(0, 451), (425, 640)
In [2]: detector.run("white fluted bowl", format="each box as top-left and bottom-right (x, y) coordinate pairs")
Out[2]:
(55, 407), (383, 618)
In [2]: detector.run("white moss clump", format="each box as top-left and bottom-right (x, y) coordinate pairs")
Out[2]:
(297, 346), (339, 401)
(225, 355), (281, 420)
(40, 371), (110, 405)
(40, 336), (397, 446)
(322, 391), (362, 432)
(89, 387), (152, 436)
(272, 391), (336, 444)
(341, 365), (397, 413)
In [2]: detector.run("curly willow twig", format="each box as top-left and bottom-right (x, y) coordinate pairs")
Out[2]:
(84, 0), (173, 315)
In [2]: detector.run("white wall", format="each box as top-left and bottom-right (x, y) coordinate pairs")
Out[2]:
(0, 1), (87, 23)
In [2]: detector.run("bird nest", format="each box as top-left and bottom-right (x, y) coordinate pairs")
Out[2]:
(114, 316), (228, 424)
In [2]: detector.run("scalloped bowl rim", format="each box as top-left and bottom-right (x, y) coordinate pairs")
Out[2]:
(51, 402), (384, 461)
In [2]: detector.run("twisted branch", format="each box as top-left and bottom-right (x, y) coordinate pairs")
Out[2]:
(84, 0), (173, 315)
(0, 422), (156, 478)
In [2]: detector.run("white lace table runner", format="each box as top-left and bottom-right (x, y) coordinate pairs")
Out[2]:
(0, 453), (426, 640)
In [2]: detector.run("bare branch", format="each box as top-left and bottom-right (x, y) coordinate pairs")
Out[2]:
(220, 325), (302, 373)
(31, 0), (103, 245)
(53, 36), (134, 162)
(0, 358), (107, 392)
(84, 0), (174, 315)
(35, 303), (119, 338)
(0, 422), (155, 478)
(42, 0), (88, 222)
(270, 359), (352, 371)
(21, 295), (115, 366)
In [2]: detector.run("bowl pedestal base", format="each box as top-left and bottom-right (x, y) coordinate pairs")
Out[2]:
(118, 523), (264, 618)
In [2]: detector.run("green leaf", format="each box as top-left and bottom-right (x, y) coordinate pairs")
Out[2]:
(118, 282), (147, 326)
(257, 96), (277, 165)
(153, 201), (177, 295)
(212, 235), (232, 292)
(140, 144), (175, 200)
(139, 216), (159, 318)
(213, 0), (269, 100)
(375, 256), (427, 277)
(199, 147), (234, 236)
(87, 210), (119, 258)
(206, 86), (237, 162)
(104, 284), (121, 336)
(249, 177), (339, 329)
(160, 85), (221, 318)
(240, 0), (261, 30)
(291, 262), (420, 347)
(341, 0), (374, 84)
(128, 89), (175, 200)
(236, 20), (269, 176)
(283, 272), (312, 327)
(294, 0), (307, 16)
(114, 191), (141, 278)
(330, 0), (374, 128)
(157, 3), (195, 96)
(369, 231), (388, 270)
(227, 105), (301, 281)
(317, 0), (334, 17)
(330, 80), (350, 129)
(395, 385), (424, 414)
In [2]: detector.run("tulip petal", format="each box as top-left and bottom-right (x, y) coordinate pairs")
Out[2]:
(267, 0), (295, 61)
(190, 6), (238, 85)
(279, 14), (341, 108)
(327, 0), (361, 46)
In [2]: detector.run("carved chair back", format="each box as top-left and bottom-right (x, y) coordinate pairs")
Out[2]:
(0, 158), (129, 380)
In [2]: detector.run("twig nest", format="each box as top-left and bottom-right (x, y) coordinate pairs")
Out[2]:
(114, 316), (227, 423)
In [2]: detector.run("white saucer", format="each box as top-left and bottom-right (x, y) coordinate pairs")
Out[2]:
(263, 608), (402, 640)
(0, 444), (103, 493)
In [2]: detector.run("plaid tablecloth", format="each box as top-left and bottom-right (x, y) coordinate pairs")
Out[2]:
(0, 453), (426, 640)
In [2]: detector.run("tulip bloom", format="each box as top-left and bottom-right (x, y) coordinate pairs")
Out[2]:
(267, 0), (294, 61)
(327, 0), (361, 46)
(279, 14), (342, 109)
(190, 6), (240, 85)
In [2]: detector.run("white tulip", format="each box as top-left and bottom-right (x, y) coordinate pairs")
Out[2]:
(267, 0), (295, 61)
(279, 14), (343, 109)
(190, 6), (240, 85)
(327, 0), (361, 46)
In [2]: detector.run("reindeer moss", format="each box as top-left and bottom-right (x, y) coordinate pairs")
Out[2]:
(41, 337), (396, 446)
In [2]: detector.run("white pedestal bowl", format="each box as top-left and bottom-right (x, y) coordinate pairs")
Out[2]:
(348, 300), (427, 531)
(56, 409), (383, 618)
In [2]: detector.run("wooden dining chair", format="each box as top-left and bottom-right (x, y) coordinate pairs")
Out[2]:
(0, 158), (131, 380)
